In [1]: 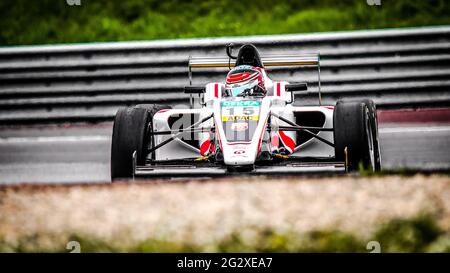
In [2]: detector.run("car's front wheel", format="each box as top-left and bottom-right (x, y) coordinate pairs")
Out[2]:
(110, 106), (150, 181)
(110, 104), (171, 181)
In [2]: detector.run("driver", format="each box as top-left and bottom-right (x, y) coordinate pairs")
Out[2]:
(225, 65), (266, 97)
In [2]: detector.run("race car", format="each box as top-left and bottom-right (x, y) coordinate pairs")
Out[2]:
(111, 44), (381, 180)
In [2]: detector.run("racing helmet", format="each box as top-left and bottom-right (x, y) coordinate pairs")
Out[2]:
(225, 65), (266, 97)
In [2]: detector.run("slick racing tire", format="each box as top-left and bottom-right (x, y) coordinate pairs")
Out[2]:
(135, 104), (172, 160)
(361, 99), (382, 170)
(110, 104), (170, 181)
(333, 100), (381, 171)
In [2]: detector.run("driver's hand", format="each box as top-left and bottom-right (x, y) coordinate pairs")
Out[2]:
(253, 86), (265, 96)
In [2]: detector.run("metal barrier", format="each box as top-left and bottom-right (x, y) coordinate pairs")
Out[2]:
(0, 26), (449, 123)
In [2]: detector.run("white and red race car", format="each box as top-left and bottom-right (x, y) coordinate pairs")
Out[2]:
(111, 44), (381, 180)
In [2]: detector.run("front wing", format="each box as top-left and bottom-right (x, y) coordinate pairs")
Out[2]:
(132, 154), (346, 179)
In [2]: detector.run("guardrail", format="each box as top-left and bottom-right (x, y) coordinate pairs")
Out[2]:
(0, 26), (449, 124)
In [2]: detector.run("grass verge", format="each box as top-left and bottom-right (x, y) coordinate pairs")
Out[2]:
(1, 214), (449, 253)
(1, 0), (449, 45)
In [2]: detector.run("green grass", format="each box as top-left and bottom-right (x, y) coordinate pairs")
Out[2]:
(1, 0), (449, 46)
(357, 161), (450, 177)
(374, 214), (443, 252)
(1, 213), (449, 253)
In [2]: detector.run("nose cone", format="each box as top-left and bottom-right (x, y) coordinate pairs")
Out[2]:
(223, 145), (257, 166)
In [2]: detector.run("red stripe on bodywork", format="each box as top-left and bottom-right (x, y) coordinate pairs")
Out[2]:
(200, 139), (211, 156)
(214, 83), (219, 98)
(279, 131), (295, 153)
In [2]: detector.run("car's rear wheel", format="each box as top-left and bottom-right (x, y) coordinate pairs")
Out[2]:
(333, 100), (381, 171)
(110, 104), (170, 181)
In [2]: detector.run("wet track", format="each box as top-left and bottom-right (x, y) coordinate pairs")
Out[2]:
(0, 123), (449, 184)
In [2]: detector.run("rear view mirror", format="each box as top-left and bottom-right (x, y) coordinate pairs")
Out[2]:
(184, 86), (206, 94)
(285, 83), (308, 92)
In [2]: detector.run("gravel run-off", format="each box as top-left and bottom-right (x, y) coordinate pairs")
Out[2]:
(0, 175), (449, 247)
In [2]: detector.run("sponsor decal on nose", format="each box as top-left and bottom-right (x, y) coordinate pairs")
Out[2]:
(231, 122), (249, 131)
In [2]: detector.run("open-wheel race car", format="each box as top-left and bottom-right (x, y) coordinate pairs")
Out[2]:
(111, 44), (381, 181)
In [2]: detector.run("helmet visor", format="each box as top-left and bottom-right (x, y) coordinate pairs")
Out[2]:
(226, 80), (259, 97)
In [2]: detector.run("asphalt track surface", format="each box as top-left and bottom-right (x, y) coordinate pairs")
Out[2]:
(0, 123), (449, 184)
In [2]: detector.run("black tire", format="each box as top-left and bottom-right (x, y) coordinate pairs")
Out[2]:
(333, 100), (381, 171)
(110, 104), (171, 181)
(361, 99), (382, 170)
(135, 104), (172, 160)
(135, 104), (172, 117)
(111, 107), (150, 181)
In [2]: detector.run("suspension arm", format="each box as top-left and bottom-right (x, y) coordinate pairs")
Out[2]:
(271, 112), (335, 148)
(147, 114), (213, 154)
(277, 126), (334, 132)
(151, 127), (215, 135)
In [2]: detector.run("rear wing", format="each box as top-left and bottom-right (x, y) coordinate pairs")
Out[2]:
(188, 54), (320, 68)
(188, 53), (322, 105)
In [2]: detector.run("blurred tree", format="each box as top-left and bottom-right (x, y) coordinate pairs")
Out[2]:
(0, 0), (448, 45)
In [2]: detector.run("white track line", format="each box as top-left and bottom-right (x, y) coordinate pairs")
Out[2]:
(380, 126), (450, 134)
(0, 135), (109, 144)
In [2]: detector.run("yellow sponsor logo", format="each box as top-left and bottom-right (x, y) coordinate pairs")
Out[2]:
(222, 115), (259, 122)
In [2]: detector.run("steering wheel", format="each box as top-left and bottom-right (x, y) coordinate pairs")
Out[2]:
(237, 88), (252, 97)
